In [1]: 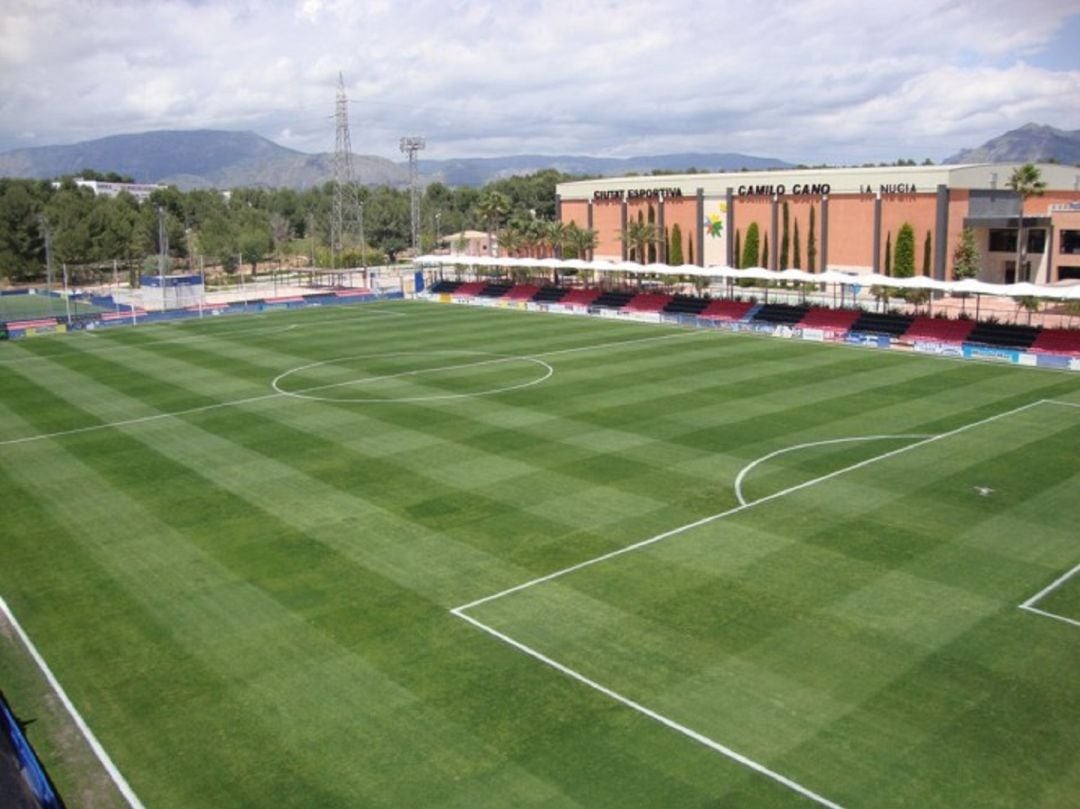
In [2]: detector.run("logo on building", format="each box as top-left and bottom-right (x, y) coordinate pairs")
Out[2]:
(705, 203), (727, 238)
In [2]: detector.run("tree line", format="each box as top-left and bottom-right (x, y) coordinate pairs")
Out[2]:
(0, 168), (582, 284)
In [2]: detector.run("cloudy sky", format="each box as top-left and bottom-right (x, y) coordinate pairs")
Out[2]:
(2, 0), (1079, 163)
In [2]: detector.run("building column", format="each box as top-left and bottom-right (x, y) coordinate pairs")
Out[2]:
(657, 194), (666, 264)
(820, 195), (829, 272)
(872, 194), (882, 274)
(770, 195), (779, 270)
(725, 188), (735, 267)
(933, 184), (949, 280)
(620, 193), (628, 261)
(696, 188), (705, 267)
(586, 199), (594, 262)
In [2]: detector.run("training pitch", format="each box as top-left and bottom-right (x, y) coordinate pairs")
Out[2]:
(1, 300), (1078, 808)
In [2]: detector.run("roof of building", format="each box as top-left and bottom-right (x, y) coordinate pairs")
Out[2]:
(556, 163), (1080, 199)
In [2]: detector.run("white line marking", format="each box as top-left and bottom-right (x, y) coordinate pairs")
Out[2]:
(733, 435), (933, 507)
(0, 392), (282, 447)
(0, 597), (146, 809)
(0, 329), (699, 446)
(1045, 399), (1080, 409)
(453, 398), (1071, 805)
(456, 399), (1049, 613)
(1019, 605), (1080, 628)
(271, 350), (555, 403)
(1020, 561), (1080, 608)
(1018, 562), (1080, 628)
(452, 607), (845, 809)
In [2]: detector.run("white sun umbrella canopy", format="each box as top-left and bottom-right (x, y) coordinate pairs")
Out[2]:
(415, 255), (1080, 300)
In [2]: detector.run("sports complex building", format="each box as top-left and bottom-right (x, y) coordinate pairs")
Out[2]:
(556, 163), (1080, 284)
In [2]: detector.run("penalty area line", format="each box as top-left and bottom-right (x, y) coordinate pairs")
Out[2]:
(0, 597), (146, 809)
(452, 398), (1067, 806)
(451, 607), (845, 809)
(1019, 561), (1080, 629)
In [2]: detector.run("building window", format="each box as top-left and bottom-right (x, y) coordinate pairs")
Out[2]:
(1059, 266), (1080, 281)
(1027, 228), (1046, 254)
(988, 229), (1016, 253)
(1061, 230), (1080, 255)
(988, 228), (1044, 254)
(1003, 260), (1033, 284)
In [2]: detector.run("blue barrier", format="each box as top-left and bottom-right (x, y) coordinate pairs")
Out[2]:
(0, 691), (64, 809)
(1035, 353), (1072, 369)
(962, 344), (1020, 364)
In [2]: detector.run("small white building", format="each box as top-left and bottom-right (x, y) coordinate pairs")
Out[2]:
(73, 178), (167, 201)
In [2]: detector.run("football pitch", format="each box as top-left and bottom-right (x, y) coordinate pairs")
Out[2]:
(0, 293), (107, 322)
(1, 300), (1078, 808)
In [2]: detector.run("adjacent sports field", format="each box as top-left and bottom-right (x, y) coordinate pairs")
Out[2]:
(1, 300), (1077, 808)
(0, 292), (107, 322)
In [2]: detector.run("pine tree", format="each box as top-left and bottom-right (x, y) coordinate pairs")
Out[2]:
(793, 218), (802, 269)
(780, 201), (790, 269)
(884, 232), (892, 276)
(807, 206), (817, 273)
(894, 223), (915, 278)
(922, 230), (932, 277)
(741, 223), (759, 269)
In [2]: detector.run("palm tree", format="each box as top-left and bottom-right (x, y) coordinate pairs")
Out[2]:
(497, 221), (525, 259)
(1006, 163), (1046, 283)
(524, 217), (547, 259)
(545, 220), (569, 259)
(621, 217), (658, 265)
(475, 191), (511, 257)
(564, 223), (598, 260)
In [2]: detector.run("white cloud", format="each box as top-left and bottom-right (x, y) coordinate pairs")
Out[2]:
(0, 0), (1078, 162)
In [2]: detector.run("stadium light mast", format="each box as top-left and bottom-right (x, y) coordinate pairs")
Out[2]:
(400, 136), (425, 255)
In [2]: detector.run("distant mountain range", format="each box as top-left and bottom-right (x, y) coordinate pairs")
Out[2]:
(1, 123), (1077, 190)
(944, 123), (1080, 165)
(0, 129), (790, 190)
(0, 130), (410, 190)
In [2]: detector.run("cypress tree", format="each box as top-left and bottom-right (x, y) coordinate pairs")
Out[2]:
(894, 223), (915, 278)
(952, 227), (980, 279)
(807, 206), (817, 273)
(884, 232), (892, 276)
(734, 229), (741, 269)
(780, 201), (790, 269)
(793, 218), (802, 269)
(688, 233), (694, 265)
(669, 223), (684, 265)
(741, 223), (759, 269)
(762, 232), (769, 270)
(922, 230), (932, 276)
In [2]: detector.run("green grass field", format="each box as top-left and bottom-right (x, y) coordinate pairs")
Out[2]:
(1, 300), (1077, 808)
(0, 292), (107, 323)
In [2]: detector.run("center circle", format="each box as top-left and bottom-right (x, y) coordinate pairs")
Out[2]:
(271, 350), (554, 403)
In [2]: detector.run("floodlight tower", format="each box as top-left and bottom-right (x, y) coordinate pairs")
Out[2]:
(400, 136), (425, 254)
